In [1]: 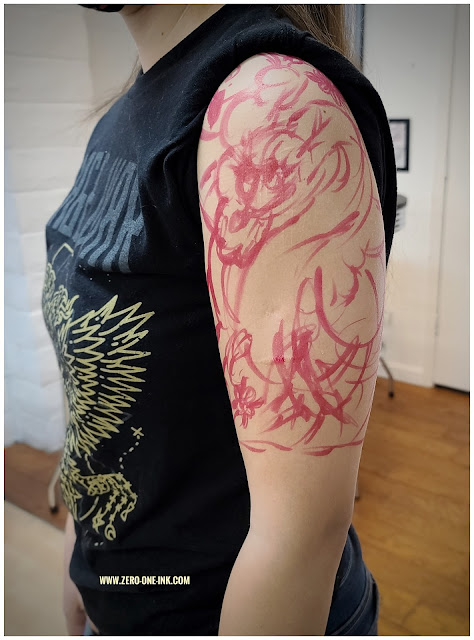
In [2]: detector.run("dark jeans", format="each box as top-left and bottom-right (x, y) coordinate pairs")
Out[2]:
(83, 619), (98, 636)
(327, 565), (380, 635)
(325, 524), (380, 636)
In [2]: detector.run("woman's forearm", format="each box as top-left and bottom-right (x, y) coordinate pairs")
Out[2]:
(218, 526), (348, 636)
(63, 511), (90, 635)
(64, 512), (76, 579)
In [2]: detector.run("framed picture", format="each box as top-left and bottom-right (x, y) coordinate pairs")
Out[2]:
(389, 119), (410, 171)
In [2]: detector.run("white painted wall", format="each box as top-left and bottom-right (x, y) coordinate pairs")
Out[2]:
(433, 5), (470, 392)
(365, 4), (459, 388)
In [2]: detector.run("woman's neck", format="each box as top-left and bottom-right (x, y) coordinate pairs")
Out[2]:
(121, 4), (225, 73)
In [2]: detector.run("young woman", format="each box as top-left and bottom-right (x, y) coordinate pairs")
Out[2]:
(43, 4), (397, 636)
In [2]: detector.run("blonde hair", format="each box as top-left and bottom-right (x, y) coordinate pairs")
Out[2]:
(273, 5), (354, 61)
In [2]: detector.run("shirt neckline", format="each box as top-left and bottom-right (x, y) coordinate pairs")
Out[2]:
(126, 4), (248, 100)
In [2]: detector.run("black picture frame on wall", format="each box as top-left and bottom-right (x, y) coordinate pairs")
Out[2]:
(389, 119), (410, 171)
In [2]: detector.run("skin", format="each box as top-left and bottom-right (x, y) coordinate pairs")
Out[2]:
(120, 4), (225, 73)
(197, 53), (385, 633)
(63, 512), (99, 635)
(198, 54), (384, 458)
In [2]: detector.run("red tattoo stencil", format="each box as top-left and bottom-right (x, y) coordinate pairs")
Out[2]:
(198, 53), (385, 456)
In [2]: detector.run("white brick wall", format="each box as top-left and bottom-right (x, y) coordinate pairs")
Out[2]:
(4, 6), (116, 450)
(5, 5), (136, 451)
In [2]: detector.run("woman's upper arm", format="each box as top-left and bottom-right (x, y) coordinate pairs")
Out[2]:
(196, 53), (385, 545)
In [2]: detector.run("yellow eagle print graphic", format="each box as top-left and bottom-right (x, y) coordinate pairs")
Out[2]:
(42, 243), (155, 542)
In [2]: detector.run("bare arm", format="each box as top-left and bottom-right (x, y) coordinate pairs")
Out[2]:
(63, 513), (86, 635)
(218, 513), (349, 634)
(63, 513), (99, 635)
(197, 53), (385, 634)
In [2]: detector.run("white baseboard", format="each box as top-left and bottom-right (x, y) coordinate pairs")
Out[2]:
(377, 359), (432, 388)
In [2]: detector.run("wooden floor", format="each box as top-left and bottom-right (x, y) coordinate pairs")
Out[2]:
(4, 378), (470, 636)
(5, 442), (67, 530)
(354, 379), (469, 636)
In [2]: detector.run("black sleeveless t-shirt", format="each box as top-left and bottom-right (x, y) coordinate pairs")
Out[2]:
(42, 4), (397, 635)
